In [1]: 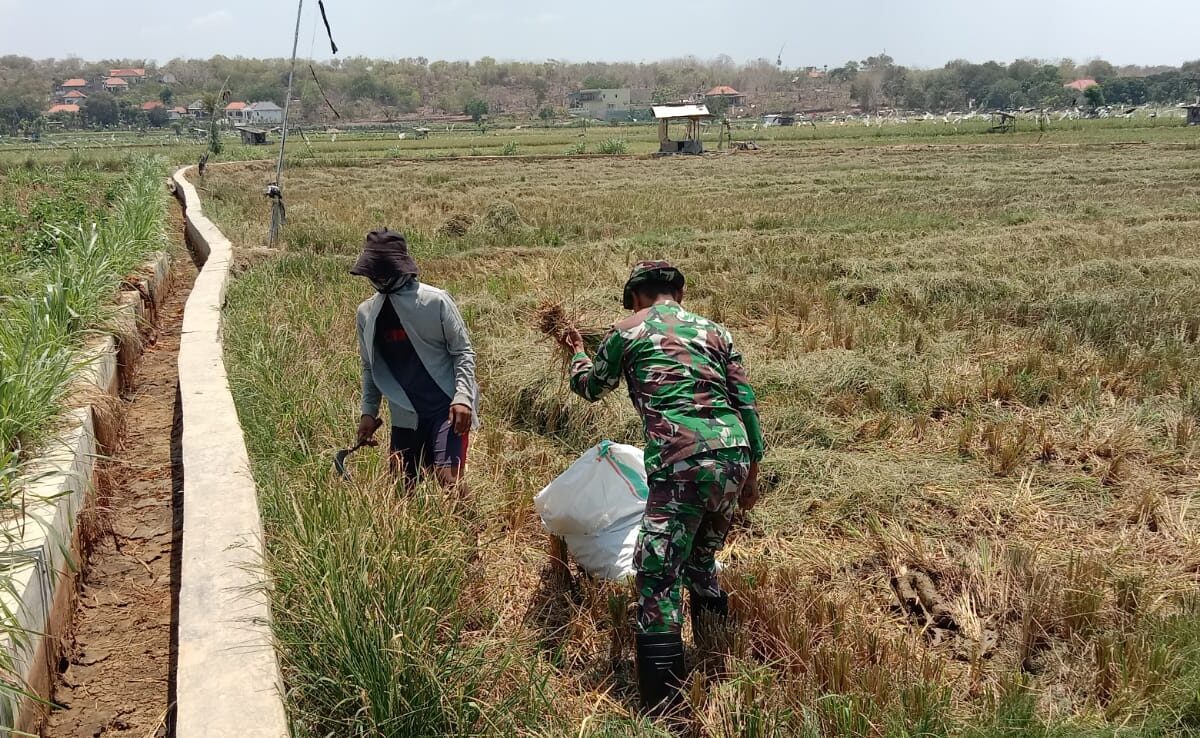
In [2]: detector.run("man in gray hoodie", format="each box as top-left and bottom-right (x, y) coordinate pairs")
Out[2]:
(352, 229), (479, 491)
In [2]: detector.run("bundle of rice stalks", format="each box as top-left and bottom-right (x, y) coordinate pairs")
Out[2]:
(533, 300), (606, 354)
(484, 201), (523, 233)
(436, 213), (474, 238)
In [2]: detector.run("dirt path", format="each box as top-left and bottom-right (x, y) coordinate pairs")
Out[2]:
(43, 254), (196, 738)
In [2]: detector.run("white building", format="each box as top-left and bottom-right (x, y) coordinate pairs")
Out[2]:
(245, 101), (284, 125)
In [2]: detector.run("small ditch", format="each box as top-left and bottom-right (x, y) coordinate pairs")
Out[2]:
(42, 241), (198, 738)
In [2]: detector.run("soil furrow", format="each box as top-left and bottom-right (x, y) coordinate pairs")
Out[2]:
(43, 253), (196, 738)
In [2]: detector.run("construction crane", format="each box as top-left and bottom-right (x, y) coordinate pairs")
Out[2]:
(776, 43), (787, 68)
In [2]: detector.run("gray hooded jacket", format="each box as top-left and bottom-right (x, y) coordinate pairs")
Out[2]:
(357, 279), (479, 429)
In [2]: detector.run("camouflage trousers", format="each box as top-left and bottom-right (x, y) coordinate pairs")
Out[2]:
(634, 448), (750, 634)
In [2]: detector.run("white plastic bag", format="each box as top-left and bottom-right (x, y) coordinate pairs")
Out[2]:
(534, 441), (649, 580)
(563, 524), (641, 581)
(534, 441), (648, 537)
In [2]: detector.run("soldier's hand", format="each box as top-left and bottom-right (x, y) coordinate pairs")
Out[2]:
(739, 461), (761, 511)
(558, 327), (585, 354)
(357, 415), (382, 447)
(449, 404), (473, 436)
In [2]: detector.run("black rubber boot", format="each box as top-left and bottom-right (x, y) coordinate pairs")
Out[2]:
(635, 631), (686, 716)
(690, 591), (729, 636)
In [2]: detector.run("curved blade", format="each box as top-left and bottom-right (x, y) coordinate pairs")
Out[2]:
(333, 449), (353, 480)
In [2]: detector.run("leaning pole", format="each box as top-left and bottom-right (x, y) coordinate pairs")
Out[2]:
(268, 0), (304, 245)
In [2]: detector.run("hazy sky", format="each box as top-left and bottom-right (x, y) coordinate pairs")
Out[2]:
(0, 0), (1195, 69)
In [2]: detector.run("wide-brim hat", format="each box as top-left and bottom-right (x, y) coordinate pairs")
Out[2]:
(622, 260), (685, 309)
(350, 229), (419, 280)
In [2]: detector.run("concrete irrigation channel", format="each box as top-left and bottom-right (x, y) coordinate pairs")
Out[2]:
(1, 169), (288, 737)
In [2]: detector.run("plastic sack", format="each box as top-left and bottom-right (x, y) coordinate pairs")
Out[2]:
(534, 441), (649, 580)
(533, 441), (648, 537)
(563, 524), (640, 581)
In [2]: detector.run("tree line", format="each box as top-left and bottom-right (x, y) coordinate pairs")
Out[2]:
(835, 55), (1200, 112)
(1, 53), (1198, 134)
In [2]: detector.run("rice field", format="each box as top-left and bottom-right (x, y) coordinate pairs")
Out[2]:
(210, 129), (1200, 736)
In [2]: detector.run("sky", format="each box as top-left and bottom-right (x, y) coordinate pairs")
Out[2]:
(0, 0), (1195, 69)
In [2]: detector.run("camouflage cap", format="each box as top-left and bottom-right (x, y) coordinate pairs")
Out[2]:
(622, 260), (686, 309)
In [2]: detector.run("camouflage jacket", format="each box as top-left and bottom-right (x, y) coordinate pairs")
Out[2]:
(569, 301), (765, 474)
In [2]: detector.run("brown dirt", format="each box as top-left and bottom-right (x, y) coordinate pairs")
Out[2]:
(43, 254), (196, 738)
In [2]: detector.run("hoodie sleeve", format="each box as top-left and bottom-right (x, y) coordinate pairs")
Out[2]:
(358, 308), (382, 417)
(440, 294), (477, 408)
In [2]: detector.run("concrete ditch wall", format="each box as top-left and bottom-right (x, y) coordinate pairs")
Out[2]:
(0, 252), (173, 736)
(170, 167), (289, 738)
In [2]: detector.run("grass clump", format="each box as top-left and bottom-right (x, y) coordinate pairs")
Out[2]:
(598, 138), (628, 155)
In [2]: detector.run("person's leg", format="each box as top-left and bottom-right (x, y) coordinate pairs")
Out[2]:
(683, 450), (750, 599)
(632, 457), (709, 716)
(389, 425), (423, 491)
(682, 450), (749, 640)
(635, 462), (707, 634)
(429, 418), (469, 495)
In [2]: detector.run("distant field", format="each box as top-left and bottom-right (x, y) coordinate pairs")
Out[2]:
(2, 113), (1197, 169)
(209, 130), (1200, 736)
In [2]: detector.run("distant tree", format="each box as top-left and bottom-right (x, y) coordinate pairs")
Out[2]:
(880, 65), (910, 106)
(915, 69), (965, 111)
(201, 92), (223, 155)
(983, 78), (1022, 109)
(464, 98), (489, 123)
(851, 75), (882, 112)
(118, 100), (138, 126)
(1100, 77), (1148, 105)
(531, 78), (549, 108)
(1084, 86), (1106, 108)
(581, 75), (622, 90)
(0, 94), (40, 135)
(1007, 59), (1040, 82)
(538, 106), (555, 120)
(159, 87), (174, 105)
(147, 106), (169, 127)
(82, 93), (120, 127)
(860, 54), (894, 71)
(828, 61), (859, 83)
(705, 95), (730, 117)
(1084, 59), (1116, 81)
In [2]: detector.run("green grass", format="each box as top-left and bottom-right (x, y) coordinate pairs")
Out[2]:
(0, 154), (170, 730)
(212, 126), (1200, 736)
(0, 155), (169, 504)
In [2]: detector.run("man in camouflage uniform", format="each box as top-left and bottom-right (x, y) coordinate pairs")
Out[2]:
(557, 261), (765, 714)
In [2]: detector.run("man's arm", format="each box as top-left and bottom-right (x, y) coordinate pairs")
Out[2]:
(567, 329), (625, 402)
(359, 309), (382, 418)
(724, 333), (765, 509)
(725, 337), (765, 463)
(440, 296), (477, 410)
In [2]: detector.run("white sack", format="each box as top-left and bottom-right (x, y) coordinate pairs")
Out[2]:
(563, 522), (641, 581)
(533, 441), (648, 537)
(534, 441), (649, 580)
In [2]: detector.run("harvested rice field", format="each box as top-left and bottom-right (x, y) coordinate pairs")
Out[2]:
(205, 137), (1200, 737)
